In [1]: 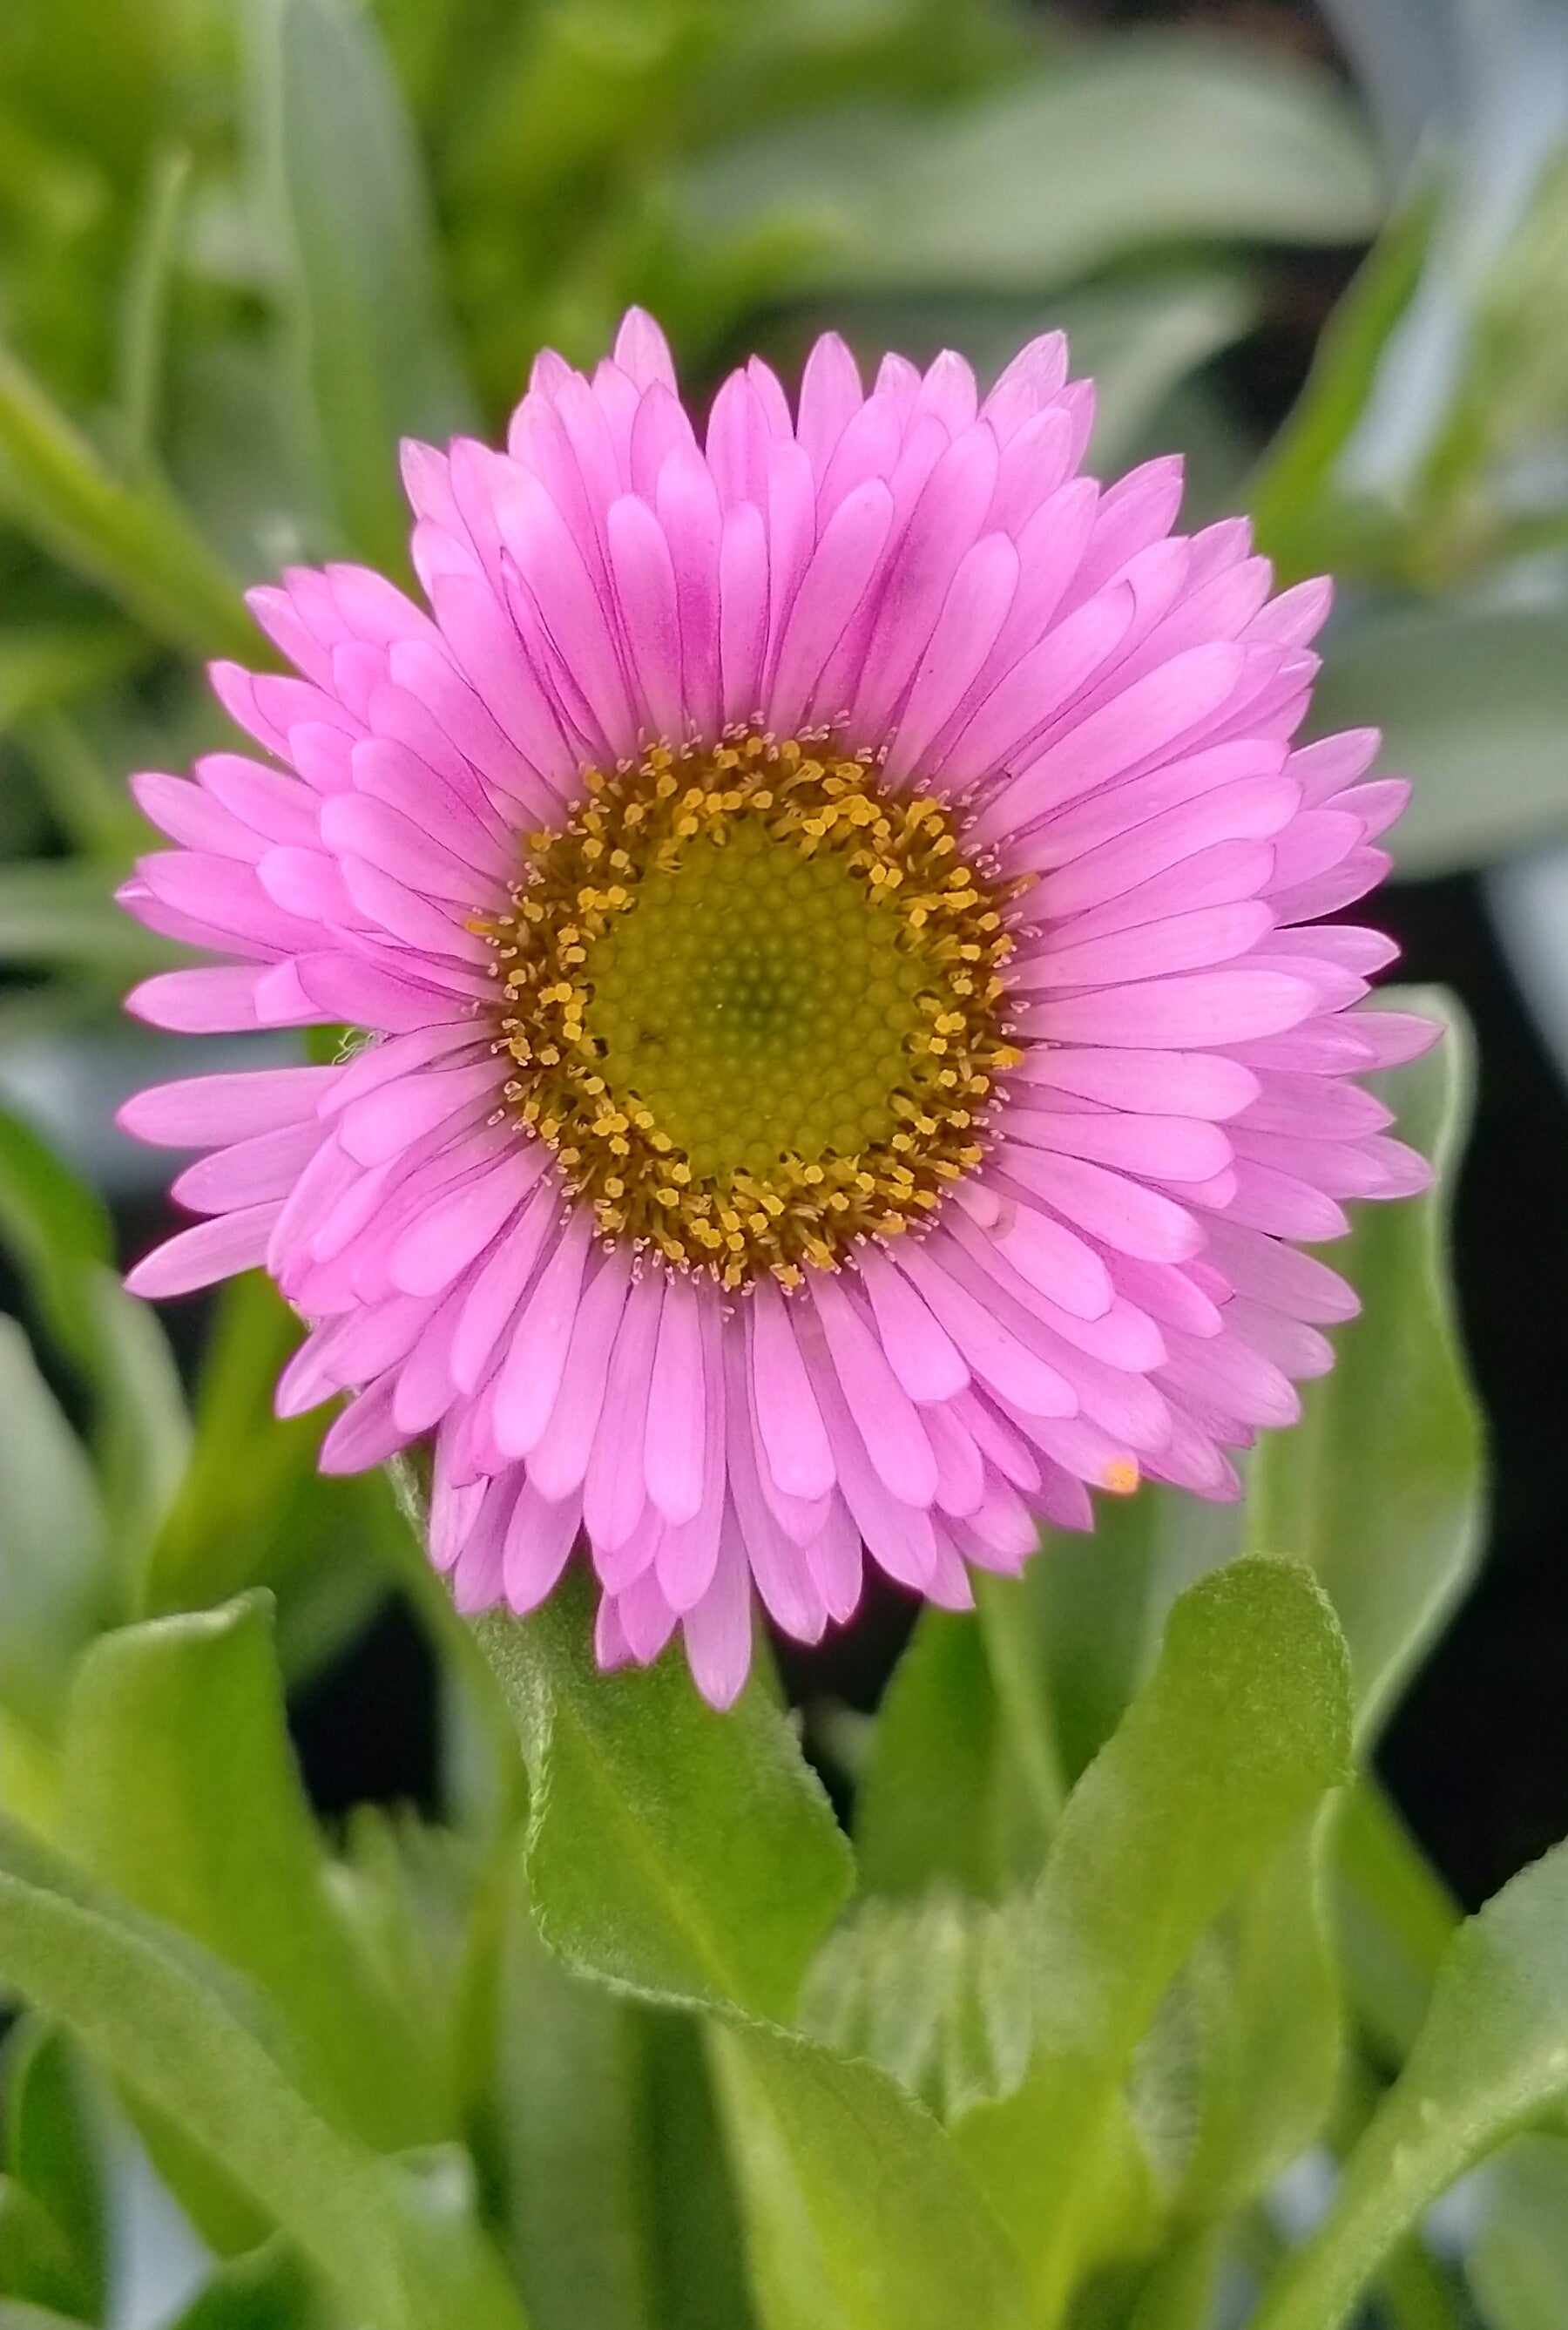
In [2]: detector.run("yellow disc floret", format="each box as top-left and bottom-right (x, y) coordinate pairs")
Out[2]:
(476, 731), (1022, 1286)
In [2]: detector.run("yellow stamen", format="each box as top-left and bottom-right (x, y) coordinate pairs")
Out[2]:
(475, 730), (1023, 1287)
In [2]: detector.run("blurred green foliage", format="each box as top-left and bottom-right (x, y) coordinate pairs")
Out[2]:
(3, 3), (1568, 2325)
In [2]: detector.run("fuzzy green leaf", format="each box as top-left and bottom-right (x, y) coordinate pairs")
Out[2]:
(0, 1107), (190, 1557)
(1254, 1842), (1568, 2330)
(799, 1891), (1031, 2124)
(853, 1604), (1053, 1903)
(1246, 988), (1482, 1742)
(497, 1875), (754, 2330)
(0, 2027), (105, 2324)
(711, 2022), (1029, 2330)
(955, 1559), (1353, 2320)
(0, 1819), (527, 2330)
(473, 1576), (852, 2022)
(0, 1321), (107, 1744)
(1468, 2137), (1568, 2330)
(60, 1595), (449, 2152)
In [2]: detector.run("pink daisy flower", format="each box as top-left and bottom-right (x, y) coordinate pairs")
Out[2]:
(118, 310), (1434, 1707)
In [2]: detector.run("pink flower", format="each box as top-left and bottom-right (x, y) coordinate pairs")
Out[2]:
(118, 311), (1434, 1706)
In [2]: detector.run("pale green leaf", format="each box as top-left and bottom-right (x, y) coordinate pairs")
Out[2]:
(711, 2022), (1029, 2330)
(470, 1579), (1020, 2330)
(0, 2026), (105, 2324)
(165, 2239), (326, 2330)
(473, 1575), (852, 2022)
(0, 1818), (527, 2330)
(60, 1594), (449, 2152)
(497, 1873), (754, 2330)
(1033, 1480), (1241, 1789)
(799, 1891), (1031, 2123)
(1247, 190), (1436, 584)
(1052, 273), (1260, 470)
(0, 1107), (190, 1572)
(852, 1606), (1052, 1903)
(1254, 1841), (1568, 2330)
(1146, 1827), (1342, 2220)
(1246, 988), (1483, 1742)
(955, 1560), (1353, 2320)
(115, 146), (191, 477)
(1468, 2137), (1568, 2330)
(0, 1319), (107, 1741)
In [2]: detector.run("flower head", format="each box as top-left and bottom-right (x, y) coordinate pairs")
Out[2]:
(118, 311), (1434, 1705)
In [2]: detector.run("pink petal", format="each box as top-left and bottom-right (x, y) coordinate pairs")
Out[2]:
(803, 1270), (936, 1504)
(644, 1271), (709, 1525)
(582, 1270), (664, 1552)
(125, 1203), (280, 1297)
(492, 1210), (594, 1458)
(118, 1066), (336, 1148)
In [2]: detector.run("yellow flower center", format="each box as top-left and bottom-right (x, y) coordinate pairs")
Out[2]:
(477, 731), (1021, 1285)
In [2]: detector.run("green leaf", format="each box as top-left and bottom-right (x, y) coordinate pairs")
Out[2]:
(1122, 2229), (1222, 2330)
(853, 1606), (1052, 1902)
(1332, 1775), (1460, 2069)
(1468, 2137), (1568, 2330)
(0, 1818), (528, 2330)
(799, 1890), (1031, 2123)
(633, 2014), (762, 2330)
(252, 0), (476, 577)
(0, 2183), (88, 2321)
(497, 1876), (755, 2330)
(473, 1574), (852, 2022)
(954, 1559), (1354, 2320)
(1309, 609), (1568, 877)
(1151, 1826), (1343, 2220)
(115, 146), (192, 478)
(0, 1318), (108, 1742)
(1245, 988), (1483, 1741)
(1248, 188), (1436, 584)
(680, 37), (1382, 303)
(0, 1105), (112, 1338)
(165, 2239), (326, 2330)
(0, 345), (260, 661)
(711, 2021), (1029, 2330)
(1033, 1480), (1241, 1790)
(0, 1106), (190, 1568)
(139, 1272), (400, 1670)
(0, 2026), (105, 2323)
(1253, 1841), (1568, 2330)
(59, 1593), (449, 2152)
